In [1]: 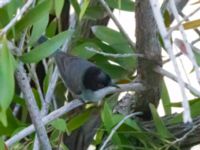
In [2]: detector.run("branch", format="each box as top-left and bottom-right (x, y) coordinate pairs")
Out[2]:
(42, 14), (76, 116)
(33, 29), (75, 149)
(100, 112), (142, 150)
(0, 0), (11, 8)
(134, 0), (162, 119)
(154, 66), (200, 97)
(149, 0), (192, 123)
(28, 64), (45, 105)
(15, 63), (52, 150)
(85, 47), (144, 58)
(168, 6), (200, 36)
(142, 115), (200, 149)
(98, 0), (135, 50)
(171, 124), (200, 146)
(6, 99), (84, 147)
(0, 0), (34, 36)
(6, 82), (144, 147)
(161, 0), (189, 22)
(169, 0), (200, 84)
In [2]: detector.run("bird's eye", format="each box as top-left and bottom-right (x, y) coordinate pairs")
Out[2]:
(97, 83), (104, 89)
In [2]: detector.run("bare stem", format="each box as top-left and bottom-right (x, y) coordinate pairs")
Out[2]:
(149, 0), (192, 123)
(0, 0), (34, 36)
(15, 63), (52, 150)
(98, 0), (135, 50)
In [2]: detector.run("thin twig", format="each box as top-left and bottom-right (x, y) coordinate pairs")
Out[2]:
(179, 12), (200, 37)
(0, 0), (11, 8)
(0, 0), (34, 36)
(6, 82), (144, 147)
(170, 0), (200, 85)
(6, 99), (84, 147)
(98, 0), (135, 50)
(33, 12), (77, 150)
(29, 64), (45, 104)
(154, 66), (200, 97)
(100, 112), (142, 150)
(42, 14), (76, 116)
(163, 52), (182, 64)
(42, 28), (75, 115)
(42, 67), (59, 115)
(168, 6), (200, 36)
(170, 124), (200, 147)
(33, 67), (59, 150)
(191, 38), (200, 45)
(15, 63), (52, 150)
(12, 17), (51, 149)
(85, 47), (144, 58)
(149, 0), (192, 123)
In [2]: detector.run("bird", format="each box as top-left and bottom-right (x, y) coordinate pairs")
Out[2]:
(54, 51), (118, 102)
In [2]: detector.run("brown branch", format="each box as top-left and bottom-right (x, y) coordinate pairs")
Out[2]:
(142, 115), (200, 149)
(134, 0), (162, 119)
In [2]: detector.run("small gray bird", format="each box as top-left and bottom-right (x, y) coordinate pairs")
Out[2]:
(54, 51), (117, 102)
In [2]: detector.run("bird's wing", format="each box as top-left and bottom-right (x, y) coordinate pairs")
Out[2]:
(62, 56), (94, 95)
(54, 52), (97, 95)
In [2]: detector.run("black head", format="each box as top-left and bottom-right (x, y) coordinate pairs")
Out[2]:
(83, 66), (111, 91)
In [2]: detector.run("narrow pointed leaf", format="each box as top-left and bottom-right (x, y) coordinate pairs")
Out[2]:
(0, 38), (15, 126)
(20, 30), (73, 63)
(149, 104), (172, 138)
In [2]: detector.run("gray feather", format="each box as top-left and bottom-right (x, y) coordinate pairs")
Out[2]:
(54, 51), (95, 95)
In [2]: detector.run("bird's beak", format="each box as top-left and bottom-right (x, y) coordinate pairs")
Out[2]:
(109, 83), (120, 88)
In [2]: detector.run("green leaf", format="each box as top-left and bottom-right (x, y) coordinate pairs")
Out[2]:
(54, 0), (65, 18)
(149, 104), (172, 138)
(13, 95), (25, 106)
(70, 0), (81, 16)
(106, 0), (135, 11)
(92, 26), (129, 47)
(161, 81), (171, 115)
(92, 55), (128, 79)
(29, 14), (49, 45)
(67, 109), (91, 133)
(0, 137), (4, 150)
(188, 98), (200, 117)
(71, 42), (99, 59)
(79, 0), (90, 20)
(43, 64), (54, 93)
(51, 118), (66, 132)
(194, 50), (200, 66)
(0, 109), (21, 136)
(170, 98), (200, 124)
(14, 0), (52, 35)
(0, 0), (23, 28)
(0, 8), (9, 28)
(94, 128), (104, 145)
(0, 38), (15, 126)
(101, 102), (122, 145)
(6, 0), (23, 18)
(32, 88), (42, 109)
(92, 26), (136, 71)
(112, 115), (141, 131)
(50, 129), (60, 142)
(20, 30), (73, 63)
(163, 10), (171, 27)
(46, 18), (58, 37)
(101, 102), (114, 130)
(0, 111), (7, 127)
(84, 6), (106, 20)
(170, 98), (200, 108)
(59, 143), (69, 150)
